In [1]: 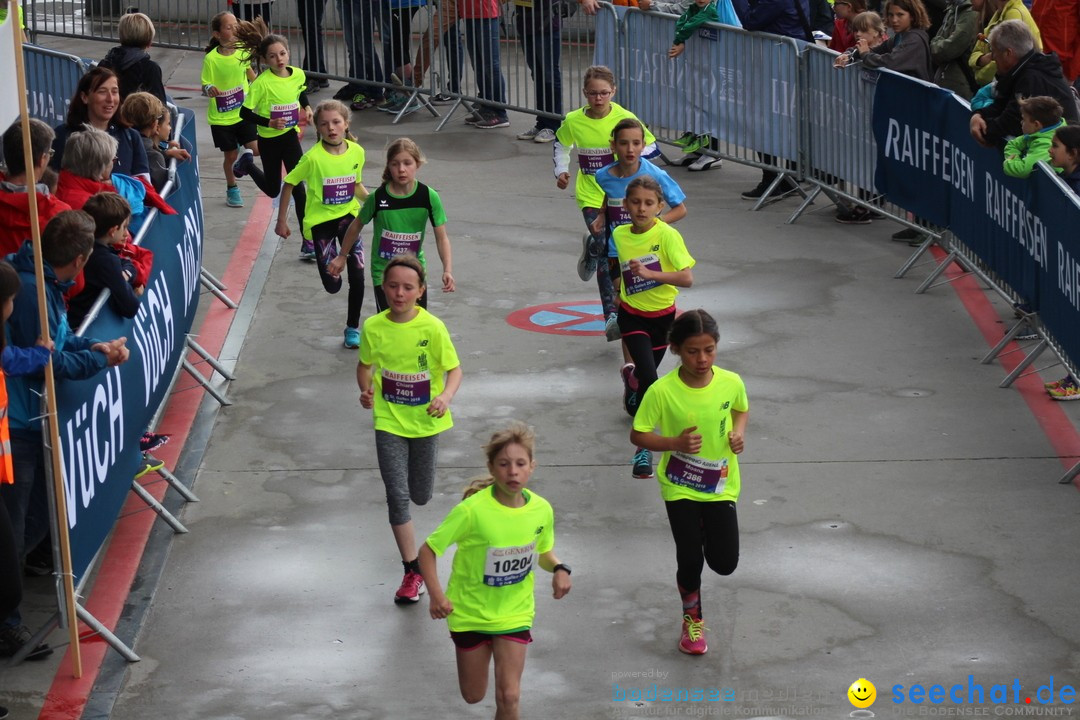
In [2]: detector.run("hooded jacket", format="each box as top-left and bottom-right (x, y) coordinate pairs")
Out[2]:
(731, 0), (813, 40)
(976, 50), (1080, 147)
(5, 241), (107, 435)
(1031, 0), (1079, 83)
(98, 45), (168, 105)
(931, 0), (978, 100)
(0, 181), (72, 257)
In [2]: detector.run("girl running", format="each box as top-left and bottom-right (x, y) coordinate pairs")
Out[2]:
(593, 118), (688, 315)
(201, 11), (259, 209)
(339, 138), (454, 313)
(232, 18), (315, 259)
(554, 65), (657, 342)
(356, 255), (463, 605)
(419, 421), (571, 720)
(613, 176), (695, 480)
(276, 100), (368, 348)
(630, 309), (748, 656)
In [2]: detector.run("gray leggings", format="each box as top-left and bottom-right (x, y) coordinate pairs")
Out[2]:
(375, 430), (439, 525)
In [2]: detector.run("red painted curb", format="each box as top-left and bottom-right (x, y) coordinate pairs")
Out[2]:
(37, 194), (275, 720)
(928, 246), (1080, 487)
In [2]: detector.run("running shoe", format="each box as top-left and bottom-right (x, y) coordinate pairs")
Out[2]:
(473, 113), (510, 129)
(605, 312), (621, 342)
(678, 614), (708, 655)
(134, 458), (165, 479)
(232, 148), (255, 179)
(1045, 376), (1070, 390)
(139, 432), (171, 453)
(621, 362), (638, 416)
(1048, 376), (1080, 401)
(0, 624), (53, 661)
(226, 185), (244, 208)
(533, 128), (557, 143)
(350, 93), (378, 111)
(577, 233), (597, 281)
(344, 327), (361, 349)
(632, 447), (653, 479)
(1014, 323), (1039, 341)
(378, 92), (421, 115)
(394, 570), (426, 604)
(299, 240), (316, 262)
(835, 207), (872, 224)
(463, 108), (484, 125)
(517, 127), (541, 141)
(671, 131), (696, 147)
(430, 92), (456, 105)
(682, 134), (708, 154)
(891, 228), (921, 242)
(687, 154), (721, 172)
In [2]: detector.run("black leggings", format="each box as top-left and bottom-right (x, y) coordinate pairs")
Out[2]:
(618, 306), (675, 400)
(372, 284), (428, 314)
(665, 499), (739, 593)
(251, 132), (306, 234)
(0, 497), (22, 621)
(388, 6), (420, 72)
(311, 215), (366, 328)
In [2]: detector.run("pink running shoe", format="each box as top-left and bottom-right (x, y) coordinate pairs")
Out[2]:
(678, 614), (708, 655)
(394, 570), (426, 605)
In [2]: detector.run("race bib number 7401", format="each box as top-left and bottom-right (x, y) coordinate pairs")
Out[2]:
(483, 542), (537, 587)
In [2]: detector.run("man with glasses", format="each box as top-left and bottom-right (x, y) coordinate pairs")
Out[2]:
(969, 19), (1078, 148)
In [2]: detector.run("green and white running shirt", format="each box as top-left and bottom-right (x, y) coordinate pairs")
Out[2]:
(633, 366), (749, 503)
(358, 181), (446, 286)
(283, 139), (365, 239)
(426, 485), (555, 633)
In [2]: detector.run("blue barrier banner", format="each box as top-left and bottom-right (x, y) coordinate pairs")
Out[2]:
(57, 116), (203, 584)
(605, 11), (801, 162)
(871, 69), (1080, 372)
(22, 45), (87, 125)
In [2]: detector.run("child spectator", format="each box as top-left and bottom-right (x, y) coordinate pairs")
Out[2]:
(67, 192), (146, 328)
(668, 0), (719, 59)
(98, 12), (169, 105)
(1002, 96), (1064, 178)
(840, 0), (933, 80)
(120, 92), (191, 191)
(828, 0), (868, 52)
(0, 210), (129, 660)
(0, 119), (71, 258)
(833, 12), (888, 65)
(1042, 125), (1080, 402)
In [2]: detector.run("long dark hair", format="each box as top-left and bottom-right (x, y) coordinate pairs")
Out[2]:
(233, 17), (288, 73)
(66, 67), (119, 129)
(0, 261), (21, 353)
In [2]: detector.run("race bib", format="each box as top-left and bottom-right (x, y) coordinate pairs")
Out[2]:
(322, 174), (356, 205)
(378, 230), (422, 260)
(483, 542), (537, 587)
(579, 147), (614, 175)
(606, 197), (631, 228)
(215, 86), (244, 113)
(270, 102), (300, 128)
(665, 453), (727, 493)
(621, 253), (662, 295)
(381, 369), (431, 406)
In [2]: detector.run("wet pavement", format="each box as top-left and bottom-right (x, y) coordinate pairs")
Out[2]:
(2, 36), (1080, 720)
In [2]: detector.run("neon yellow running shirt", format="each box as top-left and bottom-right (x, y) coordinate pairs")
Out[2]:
(613, 219), (695, 313)
(284, 140), (366, 239)
(243, 66), (306, 139)
(426, 485), (555, 633)
(633, 366), (749, 503)
(555, 102), (655, 209)
(201, 47), (251, 126)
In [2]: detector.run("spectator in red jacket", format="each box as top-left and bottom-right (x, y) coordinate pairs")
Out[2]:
(1031, 0), (1080, 84)
(0, 119), (71, 258)
(829, 0), (867, 52)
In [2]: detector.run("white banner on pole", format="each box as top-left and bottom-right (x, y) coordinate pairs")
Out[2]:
(0, 2), (18, 130)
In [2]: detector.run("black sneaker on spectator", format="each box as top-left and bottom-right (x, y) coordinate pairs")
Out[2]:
(836, 207), (872, 224)
(430, 93), (456, 104)
(741, 176), (797, 201)
(23, 546), (52, 577)
(463, 109), (484, 125)
(0, 625), (54, 661)
(891, 228), (921, 242)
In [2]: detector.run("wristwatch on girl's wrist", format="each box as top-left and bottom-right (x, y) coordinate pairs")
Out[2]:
(553, 563), (572, 575)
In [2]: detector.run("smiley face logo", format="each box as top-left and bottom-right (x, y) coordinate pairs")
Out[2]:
(848, 678), (876, 708)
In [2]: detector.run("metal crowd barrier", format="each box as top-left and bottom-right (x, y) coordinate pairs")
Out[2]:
(615, 8), (802, 181)
(20, 44), (91, 126)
